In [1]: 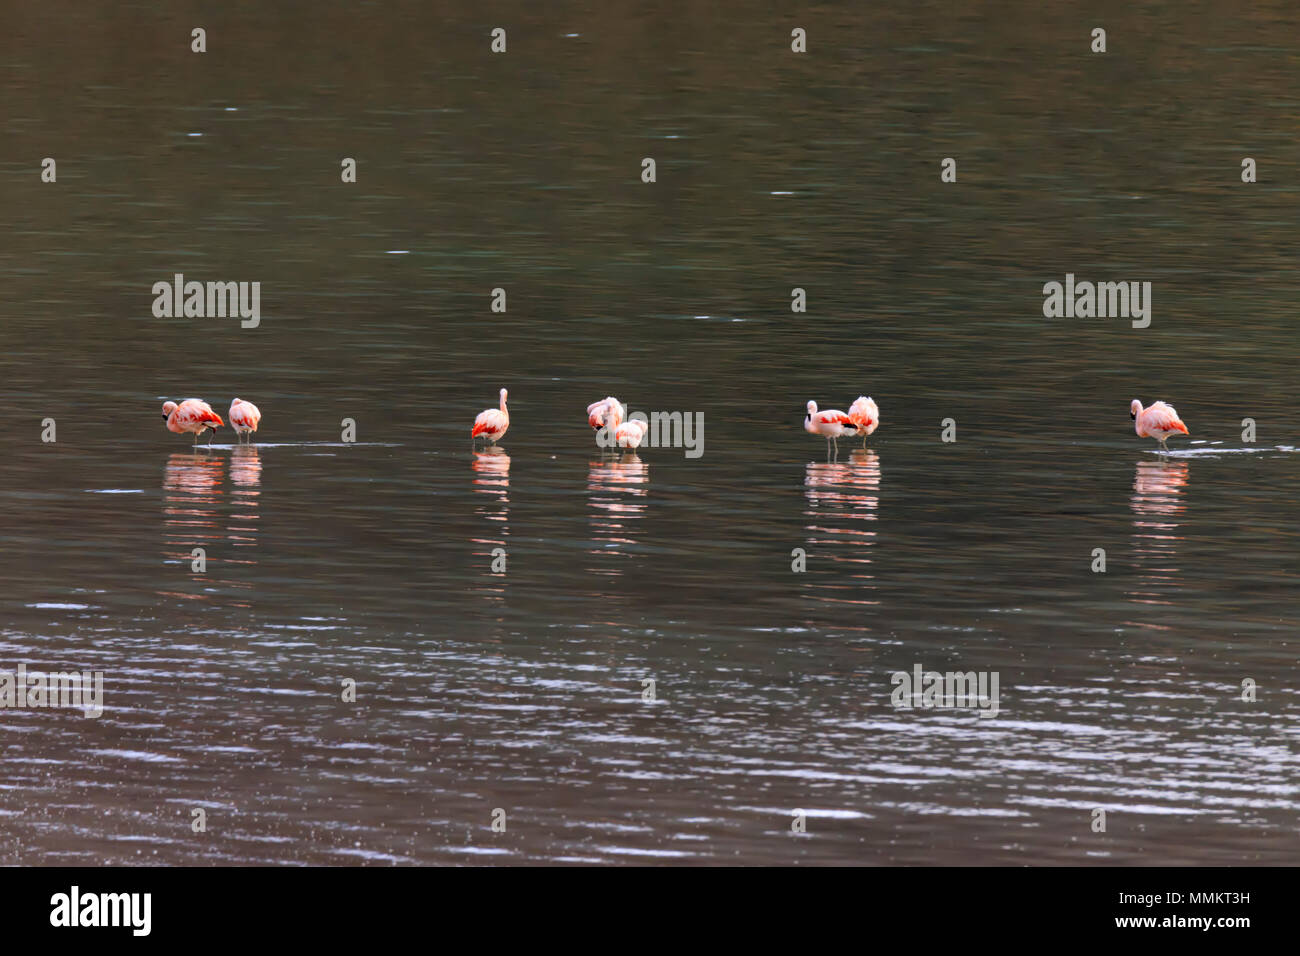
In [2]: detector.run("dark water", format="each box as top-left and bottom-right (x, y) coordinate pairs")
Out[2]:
(1, 2), (1297, 864)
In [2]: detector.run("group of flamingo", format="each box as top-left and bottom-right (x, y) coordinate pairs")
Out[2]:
(160, 398), (261, 446)
(804, 396), (880, 455)
(469, 389), (648, 451)
(804, 394), (1187, 455)
(158, 388), (1189, 457)
(585, 396), (649, 450)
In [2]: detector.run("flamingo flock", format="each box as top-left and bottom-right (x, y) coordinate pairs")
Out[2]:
(159, 387), (1193, 458)
(584, 396), (648, 450)
(161, 397), (262, 447)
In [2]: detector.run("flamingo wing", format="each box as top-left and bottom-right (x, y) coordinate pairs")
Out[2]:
(472, 409), (506, 437)
(818, 411), (853, 425)
(231, 402), (260, 430)
(850, 397), (879, 428)
(1146, 403), (1188, 434)
(177, 400), (223, 428)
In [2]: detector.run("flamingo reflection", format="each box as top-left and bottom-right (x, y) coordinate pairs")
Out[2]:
(161, 453), (225, 601)
(802, 448), (881, 607)
(1126, 459), (1189, 621)
(587, 454), (649, 577)
(471, 448), (511, 597)
(224, 447), (264, 601)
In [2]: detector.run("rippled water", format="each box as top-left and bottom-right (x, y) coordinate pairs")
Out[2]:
(1, 2), (1297, 864)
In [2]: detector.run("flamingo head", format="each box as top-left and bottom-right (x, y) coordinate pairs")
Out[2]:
(805, 400), (818, 421)
(162, 401), (178, 419)
(500, 388), (508, 406)
(1130, 399), (1142, 420)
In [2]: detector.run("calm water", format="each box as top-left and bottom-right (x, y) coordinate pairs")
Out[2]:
(1, 2), (1297, 864)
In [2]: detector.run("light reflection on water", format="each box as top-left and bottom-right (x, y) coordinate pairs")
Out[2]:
(803, 449), (881, 608)
(587, 455), (649, 577)
(471, 447), (510, 603)
(1127, 459), (1189, 621)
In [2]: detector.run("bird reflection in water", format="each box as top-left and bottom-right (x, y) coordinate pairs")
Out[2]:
(225, 446), (263, 604)
(803, 448), (881, 611)
(161, 453), (225, 602)
(1126, 458), (1189, 622)
(587, 454), (649, 578)
(471, 448), (511, 600)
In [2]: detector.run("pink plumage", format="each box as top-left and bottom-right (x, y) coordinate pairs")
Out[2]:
(848, 396), (879, 445)
(472, 388), (510, 444)
(1130, 398), (1188, 453)
(162, 399), (223, 446)
(228, 397), (262, 444)
(804, 399), (858, 457)
(587, 397), (624, 432)
(614, 419), (648, 450)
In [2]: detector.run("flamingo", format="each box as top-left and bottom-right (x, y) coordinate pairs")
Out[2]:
(614, 419), (648, 451)
(1130, 399), (1188, 454)
(805, 400), (858, 457)
(587, 397), (625, 451)
(162, 399), (224, 447)
(472, 388), (510, 445)
(848, 396), (880, 446)
(228, 398), (262, 444)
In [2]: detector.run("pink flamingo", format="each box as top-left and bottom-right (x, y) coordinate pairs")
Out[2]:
(1130, 399), (1188, 454)
(614, 419), (648, 451)
(587, 397), (625, 451)
(228, 398), (262, 444)
(805, 400), (858, 457)
(848, 396), (879, 446)
(587, 397), (624, 429)
(472, 388), (510, 445)
(162, 399), (224, 447)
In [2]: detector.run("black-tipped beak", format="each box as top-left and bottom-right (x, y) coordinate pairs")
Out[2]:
(1130, 411), (1136, 420)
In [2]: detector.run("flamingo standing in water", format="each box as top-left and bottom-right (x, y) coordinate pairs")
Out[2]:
(804, 400), (858, 457)
(614, 419), (648, 451)
(162, 399), (224, 447)
(472, 388), (510, 445)
(228, 398), (262, 444)
(587, 397), (625, 451)
(1130, 399), (1188, 454)
(848, 396), (879, 447)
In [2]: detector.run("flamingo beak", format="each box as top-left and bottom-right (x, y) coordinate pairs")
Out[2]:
(1130, 411), (1136, 420)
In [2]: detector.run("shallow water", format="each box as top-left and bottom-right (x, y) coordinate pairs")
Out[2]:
(1, 2), (1297, 864)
